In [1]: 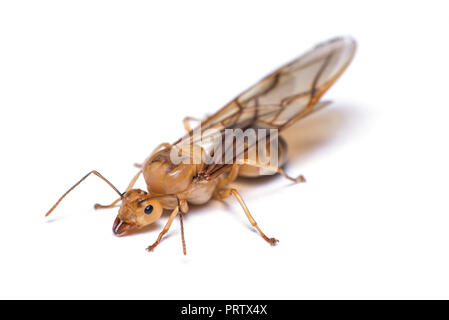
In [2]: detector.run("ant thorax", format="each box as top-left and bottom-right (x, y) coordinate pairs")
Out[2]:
(142, 151), (198, 195)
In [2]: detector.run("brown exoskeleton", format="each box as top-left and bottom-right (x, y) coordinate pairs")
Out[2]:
(46, 37), (356, 254)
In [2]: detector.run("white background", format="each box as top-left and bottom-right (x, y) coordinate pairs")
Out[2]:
(1, 1), (448, 299)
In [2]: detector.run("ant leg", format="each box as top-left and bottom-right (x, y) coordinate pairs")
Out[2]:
(146, 206), (180, 252)
(183, 116), (199, 132)
(94, 197), (121, 209)
(215, 188), (278, 245)
(134, 143), (172, 168)
(216, 163), (240, 189)
(151, 143), (172, 155)
(94, 170), (142, 209)
(238, 159), (305, 183)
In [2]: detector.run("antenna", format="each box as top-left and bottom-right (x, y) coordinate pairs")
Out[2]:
(46, 170), (122, 217)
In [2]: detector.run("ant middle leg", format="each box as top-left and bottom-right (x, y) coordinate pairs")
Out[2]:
(183, 116), (199, 132)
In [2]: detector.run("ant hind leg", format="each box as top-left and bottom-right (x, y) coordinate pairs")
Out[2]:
(215, 188), (278, 245)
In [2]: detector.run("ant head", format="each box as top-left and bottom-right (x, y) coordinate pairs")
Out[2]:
(112, 189), (163, 236)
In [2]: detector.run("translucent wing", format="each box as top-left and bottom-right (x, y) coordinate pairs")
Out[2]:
(173, 37), (356, 179)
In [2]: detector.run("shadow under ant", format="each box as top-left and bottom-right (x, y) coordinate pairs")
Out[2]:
(234, 101), (362, 194)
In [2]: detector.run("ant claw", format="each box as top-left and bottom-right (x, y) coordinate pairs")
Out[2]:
(146, 244), (157, 252)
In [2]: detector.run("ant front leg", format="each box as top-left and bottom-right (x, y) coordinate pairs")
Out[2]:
(147, 199), (189, 253)
(146, 206), (179, 252)
(94, 197), (121, 210)
(215, 188), (278, 245)
(94, 170), (142, 210)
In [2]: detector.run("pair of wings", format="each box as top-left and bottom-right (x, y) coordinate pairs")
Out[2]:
(173, 37), (356, 180)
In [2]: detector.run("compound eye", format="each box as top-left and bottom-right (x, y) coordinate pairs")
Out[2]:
(144, 205), (154, 215)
